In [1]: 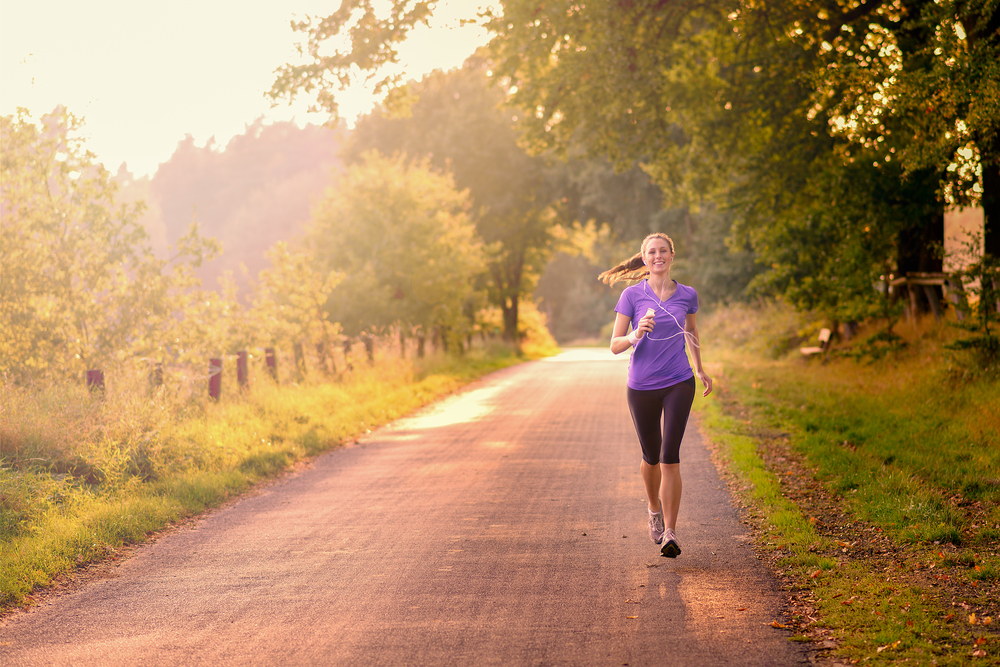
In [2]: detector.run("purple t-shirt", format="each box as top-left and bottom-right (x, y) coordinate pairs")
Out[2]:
(614, 280), (699, 390)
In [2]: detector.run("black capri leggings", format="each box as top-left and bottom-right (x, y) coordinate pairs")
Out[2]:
(627, 376), (696, 465)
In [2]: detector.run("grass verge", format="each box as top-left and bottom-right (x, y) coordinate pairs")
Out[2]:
(1, 343), (540, 611)
(695, 304), (999, 665)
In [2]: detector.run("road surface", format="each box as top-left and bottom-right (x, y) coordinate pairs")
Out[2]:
(2, 348), (810, 666)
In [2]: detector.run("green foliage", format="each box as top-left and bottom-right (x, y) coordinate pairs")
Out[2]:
(269, 0), (1000, 318)
(486, 0), (958, 319)
(345, 62), (563, 341)
(308, 151), (483, 340)
(841, 329), (908, 363)
(697, 304), (1000, 663)
(250, 242), (343, 353)
(0, 108), (220, 380)
(477, 299), (559, 358)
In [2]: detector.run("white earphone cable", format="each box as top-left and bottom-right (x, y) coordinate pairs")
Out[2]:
(636, 281), (700, 349)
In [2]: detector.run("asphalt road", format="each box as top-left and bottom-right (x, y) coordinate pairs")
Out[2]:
(2, 348), (810, 666)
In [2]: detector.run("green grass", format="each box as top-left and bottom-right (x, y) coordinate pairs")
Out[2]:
(1, 342), (536, 610)
(694, 303), (1000, 665)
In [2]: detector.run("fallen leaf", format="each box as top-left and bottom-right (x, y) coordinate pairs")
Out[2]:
(970, 613), (978, 625)
(836, 540), (852, 548)
(842, 596), (857, 606)
(984, 617), (993, 626)
(975, 637), (988, 646)
(625, 599), (640, 604)
(876, 640), (901, 653)
(770, 621), (788, 629)
(737, 607), (747, 612)
(973, 649), (987, 658)
(626, 616), (638, 620)
(810, 569), (822, 579)
(945, 613), (955, 622)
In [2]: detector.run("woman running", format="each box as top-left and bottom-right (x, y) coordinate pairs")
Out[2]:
(600, 233), (712, 558)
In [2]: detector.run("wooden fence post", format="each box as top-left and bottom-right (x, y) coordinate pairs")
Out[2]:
(148, 362), (163, 390)
(265, 347), (278, 381)
(293, 342), (305, 377)
(86, 369), (105, 393)
(237, 350), (249, 391)
(342, 337), (353, 372)
(209, 357), (222, 401)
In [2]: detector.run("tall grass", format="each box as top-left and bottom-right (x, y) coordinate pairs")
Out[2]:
(695, 302), (1000, 665)
(700, 303), (1000, 546)
(1, 341), (534, 609)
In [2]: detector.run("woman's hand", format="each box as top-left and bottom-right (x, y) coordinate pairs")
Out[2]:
(696, 370), (713, 397)
(635, 309), (655, 338)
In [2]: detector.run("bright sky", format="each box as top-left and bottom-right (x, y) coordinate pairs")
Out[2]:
(0, 1), (489, 177)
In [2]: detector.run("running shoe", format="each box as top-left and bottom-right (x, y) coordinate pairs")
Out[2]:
(661, 529), (681, 558)
(648, 509), (665, 544)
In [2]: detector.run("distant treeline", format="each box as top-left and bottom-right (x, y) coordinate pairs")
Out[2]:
(115, 119), (343, 298)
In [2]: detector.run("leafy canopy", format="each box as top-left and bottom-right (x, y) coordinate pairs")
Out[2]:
(307, 151), (483, 341)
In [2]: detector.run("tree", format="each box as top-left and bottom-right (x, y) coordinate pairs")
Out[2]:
(249, 242), (343, 371)
(0, 108), (218, 381)
(307, 151), (483, 346)
(488, 0), (958, 320)
(344, 60), (562, 340)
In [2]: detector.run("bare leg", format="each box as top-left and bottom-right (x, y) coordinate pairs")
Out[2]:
(640, 460), (662, 513)
(659, 463), (682, 531)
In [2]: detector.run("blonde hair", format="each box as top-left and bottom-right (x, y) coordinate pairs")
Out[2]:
(598, 233), (675, 286)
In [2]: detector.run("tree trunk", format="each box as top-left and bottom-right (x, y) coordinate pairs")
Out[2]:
(982, 160), (1000, 259)
(502, 294), (519, 342)
(897, 201), (944, 316)
(293, 342), (305, 379)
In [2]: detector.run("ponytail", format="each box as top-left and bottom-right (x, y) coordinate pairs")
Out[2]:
(598, 252), (647, 286)
(598, 233), (675, 286)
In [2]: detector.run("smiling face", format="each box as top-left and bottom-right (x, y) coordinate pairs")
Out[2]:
(642, 235), (674, 274)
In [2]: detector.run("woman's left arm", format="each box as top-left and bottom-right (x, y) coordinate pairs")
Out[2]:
(685, 313), (713, 397)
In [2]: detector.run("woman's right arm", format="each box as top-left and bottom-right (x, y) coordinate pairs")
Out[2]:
(611, 311), (657, 355)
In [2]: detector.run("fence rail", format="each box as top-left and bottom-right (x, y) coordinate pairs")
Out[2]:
(80, 328), (492, 400)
